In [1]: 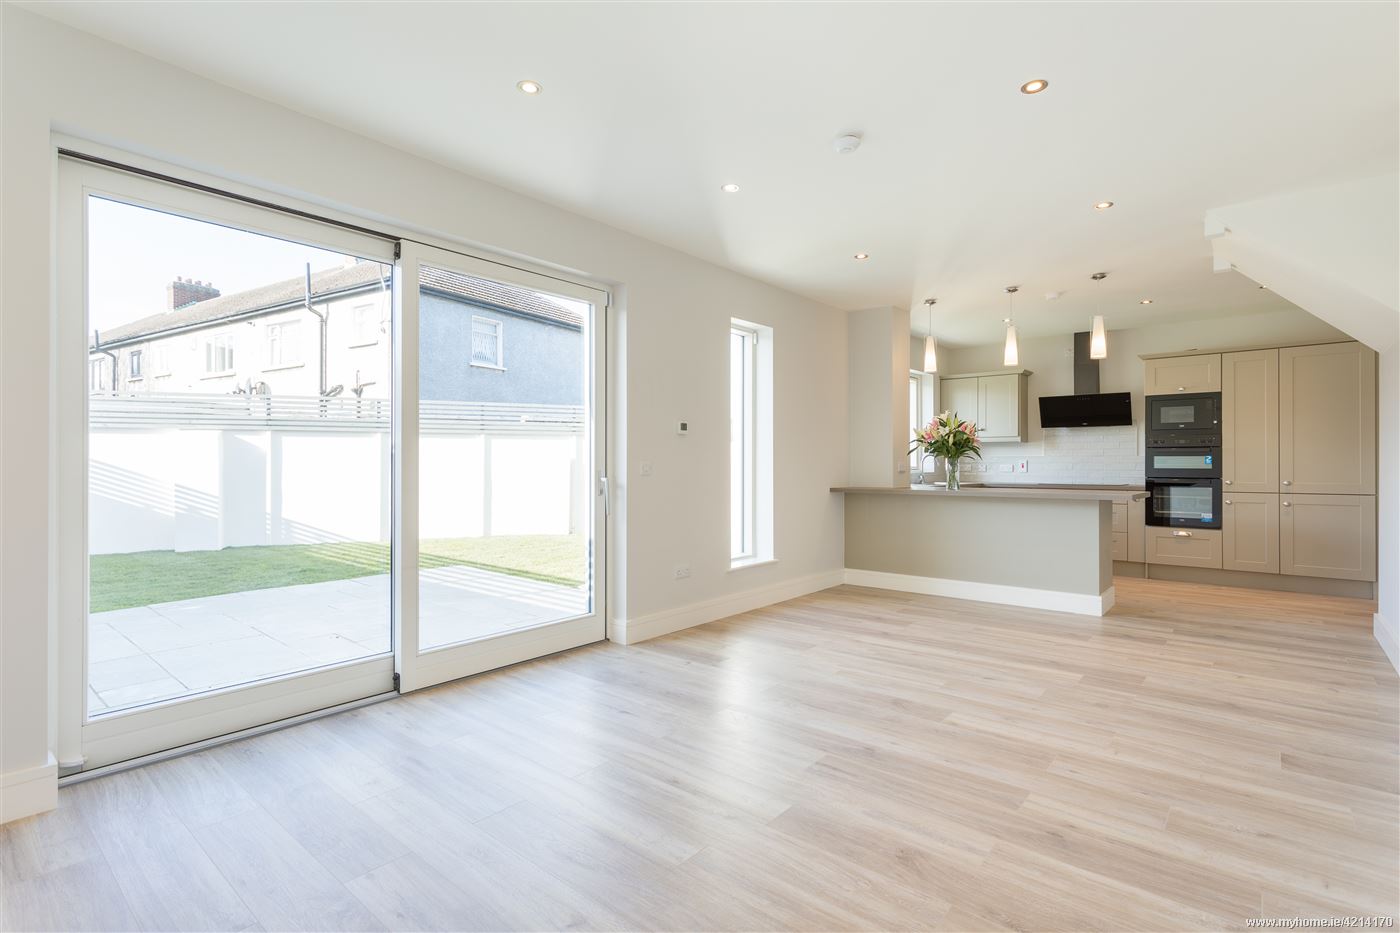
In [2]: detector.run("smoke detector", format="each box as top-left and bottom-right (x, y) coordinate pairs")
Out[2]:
(833, 133), (863, 154)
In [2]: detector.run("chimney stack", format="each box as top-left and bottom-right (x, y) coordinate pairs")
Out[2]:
(166, 276), (220, 310)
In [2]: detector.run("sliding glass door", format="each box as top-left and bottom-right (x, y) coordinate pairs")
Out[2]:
(58, 156), (608, 770)
(394, 244), (607, 691)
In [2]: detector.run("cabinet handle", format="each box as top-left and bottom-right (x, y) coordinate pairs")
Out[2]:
(1225, 499), (1232, 505)
(1282, 480), (1291, 486)
(1282, 501), (1291, 507)
(1172, 530), (1194, 537)
(1224, 479), (1232, 485)
(1177, 386), (1186, 391)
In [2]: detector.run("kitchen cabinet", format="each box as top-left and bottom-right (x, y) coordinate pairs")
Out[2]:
(1222, 349), (1278, 493)
(1145, 526), (1222, 569)
(1222, 492), (1278, 574)
(1128, 495), (1147, 563)
(939, 371), (1029, 442)
(941, 377), (980, 426)
(1281, 494), (1376, 581)
(1144, 354), (1221, 395)
(1279, 342), (1376, 495)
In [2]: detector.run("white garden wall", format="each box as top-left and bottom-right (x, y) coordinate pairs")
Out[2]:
(91, 427), (580, 554)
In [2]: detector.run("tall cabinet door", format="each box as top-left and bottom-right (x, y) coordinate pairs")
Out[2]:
(1279, 342), (1376, 495)
(1222, 493), (1278, 573)
(1281, 494), (1377, 581)
(1222, 349), (1277, 493)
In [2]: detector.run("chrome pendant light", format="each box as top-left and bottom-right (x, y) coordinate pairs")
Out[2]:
(1089, 272), (1109, 360)
(1002, 286), (1020, 367)
(921, 298), (938, 373)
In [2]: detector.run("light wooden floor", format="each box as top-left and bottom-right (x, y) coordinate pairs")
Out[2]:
(3, 578), (1397, 932)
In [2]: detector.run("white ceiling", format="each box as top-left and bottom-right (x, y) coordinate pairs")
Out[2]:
(25, 1), (1400, 345)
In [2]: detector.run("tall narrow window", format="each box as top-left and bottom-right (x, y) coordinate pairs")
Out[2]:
(204, 333), (234, 374)
(909, 373), (921, 472)
(129, 349), (143, 380)
(730, 318), (773, 566)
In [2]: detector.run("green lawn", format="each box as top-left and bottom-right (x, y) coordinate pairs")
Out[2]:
(90, 535), (586, 613)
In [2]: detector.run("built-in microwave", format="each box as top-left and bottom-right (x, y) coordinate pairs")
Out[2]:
(1145, 446), (1221, 479)
(1146, 392), (1220, 444)
(1145, 478), (1221, 529)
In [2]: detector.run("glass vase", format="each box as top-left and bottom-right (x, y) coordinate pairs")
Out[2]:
(945, 456), (962, 491)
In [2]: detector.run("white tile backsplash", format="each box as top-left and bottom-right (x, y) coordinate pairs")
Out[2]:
(956, 424), (1145, 486)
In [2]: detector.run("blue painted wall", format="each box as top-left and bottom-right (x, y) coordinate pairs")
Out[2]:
(418, 293), (583, 405)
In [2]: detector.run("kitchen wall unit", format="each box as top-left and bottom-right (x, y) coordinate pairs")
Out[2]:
(1279, 342), (1377, 495)
(939, 370), (1030, 443)
(1223, 492), (1279, 574)
(1222, 349), (1278, 494)
(1145, 355), (1221, 395)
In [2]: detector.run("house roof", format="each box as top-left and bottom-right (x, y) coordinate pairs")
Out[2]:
(94, 260), (585, 347)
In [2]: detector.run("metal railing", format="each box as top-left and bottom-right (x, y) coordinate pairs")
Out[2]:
(90, 392), (584, 435)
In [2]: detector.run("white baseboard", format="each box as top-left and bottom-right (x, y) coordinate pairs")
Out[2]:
(610, 569), (846, 645)
(844, 568), (1114, 617)
(1, 753), (58, 824)
(1376, 612), (1399, 673)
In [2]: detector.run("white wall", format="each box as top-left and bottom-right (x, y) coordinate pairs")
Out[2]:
(0, 8), (848, 816)
(1377, 347), (1399, 669)
(848, 307), (910, 487)
(938, 308), (1347, 484)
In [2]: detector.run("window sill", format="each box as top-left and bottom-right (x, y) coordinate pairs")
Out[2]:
(728, 557), (778, 573)
(262, 362), (305, 373)
(470, 362), (506, 372)
(127, 376), (143, 382)
(348, 340), (379, 349)
(200, 371), (236, 380)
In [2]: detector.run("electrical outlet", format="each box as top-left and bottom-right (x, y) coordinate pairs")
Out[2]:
(997, 463), (1014, 473)
(1015, 459), (1029, 473)
(673, 564), (691, 580)
(639, 461), (654, 477)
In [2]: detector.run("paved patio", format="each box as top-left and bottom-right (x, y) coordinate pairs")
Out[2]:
(87, 566), (588, 714)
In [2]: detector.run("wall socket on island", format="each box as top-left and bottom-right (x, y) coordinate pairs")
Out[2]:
(674, 564), (691, 580)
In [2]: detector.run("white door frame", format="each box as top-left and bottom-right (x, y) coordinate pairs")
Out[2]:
(394, 241), (608, 693)
(56, 157), (401, 770)
(56, 148), (613, 769)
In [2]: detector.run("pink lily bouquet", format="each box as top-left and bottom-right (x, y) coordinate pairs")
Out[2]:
(910, 411), (982, 490)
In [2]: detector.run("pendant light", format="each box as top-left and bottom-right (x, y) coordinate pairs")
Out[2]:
(1089, 272), (1109, 360)
(921, 298), (938, 373)
(1002, 286), (1020, 367)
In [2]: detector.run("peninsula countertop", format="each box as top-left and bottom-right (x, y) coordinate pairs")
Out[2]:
(831, 483), (1147, 502)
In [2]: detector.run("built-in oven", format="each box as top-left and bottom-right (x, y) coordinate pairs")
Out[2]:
(1145, 446), (1221, 479)
(1145, 478), (1221, 529)
(1146, 392), (1220, 442)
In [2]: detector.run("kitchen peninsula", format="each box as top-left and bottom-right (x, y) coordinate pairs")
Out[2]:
(832, 484), (1136, 615)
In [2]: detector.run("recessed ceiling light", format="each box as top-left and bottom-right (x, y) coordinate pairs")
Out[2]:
(853, 253), (870, 261)
(720, 183), (740, 193)
(1094, 201), (1115, 211)
(1140, 298), (1153, 304)
(1020, 79), (1049, 94)
(1258, 284), (1268, 289)
(516, 79), (543, 95)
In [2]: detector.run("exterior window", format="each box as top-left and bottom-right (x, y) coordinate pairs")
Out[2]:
(471, 316), (503, 368)
(266, 321), (300, 367)
(909, 373), (921, 472)
(89, 358), (107, 391)
(730, 318), (773, 566)
(204, 334), (235, 374)
(129, 349), (143, 380)
(352, 303), (379, 344)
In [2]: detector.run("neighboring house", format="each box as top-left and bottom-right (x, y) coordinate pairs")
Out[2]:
(89, 261), (585, 405)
